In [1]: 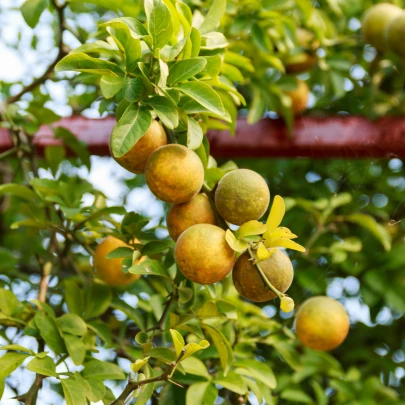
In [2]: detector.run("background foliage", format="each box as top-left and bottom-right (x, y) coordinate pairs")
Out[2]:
(0, 0), (404, 404)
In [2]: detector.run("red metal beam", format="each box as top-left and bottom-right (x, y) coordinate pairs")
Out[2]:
(1, 115), (405, 158)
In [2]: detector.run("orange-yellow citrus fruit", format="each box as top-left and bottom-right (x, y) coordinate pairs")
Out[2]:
(362, 3), (402, 52)
(114, 120), (167, 174)
(94, 236), (141, 286)
(215, 169), (270, 225)
(285, 52), (318, 74)
(295, 296), (350, 351)
(232, 249), (294, 302)
(285, 79), (309, 115)
(175, 224), (235, 284)
(145, 144), (204, 204)
(167, 193), (217, 241)
(386, 12), (405, 56)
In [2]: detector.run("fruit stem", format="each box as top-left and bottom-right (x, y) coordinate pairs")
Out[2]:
(247, 246), (284, 300)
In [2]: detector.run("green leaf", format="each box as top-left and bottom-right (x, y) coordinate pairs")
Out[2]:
(168, 58), (207, 85)
(0, 352), (29, 379)
(63, 334), (86, 366)
(136, 364), (155, 405)
(84, 283), (112, 320)
(199, 0), (226, 34)
(0, 345), (34, 355)
(57, 314), (87, 336)
(224, 51), (254, 73)
(77, 374), (106, 403)
(346, 213), (391, 251)
(100, 17), (148, 39)
(26, 356), (57, 377)
(130, 357), (150, 373)
(87, 321), (113, 346)
(161, 38), (187, 61)
(176, 81), (225, 116)
(82, 359), (126, 380)
(280, 389), (313, 403)
(145, 0), (173, 49)
(181, 357), (210, 379)
(128, 259), (172, 280)
(143, 96), (179, 130)
(61, 378), (88, 405)
(216, 371), (248, 395)
(0, 289), (20, 316)
(183, 340), (210, 360)
(106, 22), (141, 73)
(201, 55), (222, 78)
(170, 329), (185, 357)
(21, 0), (47, 28)
(0, 184), (38, 202)
(187, 118), (204, 150)
(45, 145), (65, 176)
(110, 104), (152, 158)
(100, 76), (124, 99)
(106, 246), (134, 259)
(55, 52), (124, 76)
(123, 77), (143, 103)
(197, 301), (222, 319)
(225, 229), (248, 253)
(34, 312), (66, 354)
(204, 324), (233, 374)
(186, 382), (217, 405)
(142, 240), (173, 256)
(64, 279), (84, 316)
(236, 220), (267, 239)
(233, 359), (276, 389)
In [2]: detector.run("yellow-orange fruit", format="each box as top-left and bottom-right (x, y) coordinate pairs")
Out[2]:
(175, 224), (235, 284)
(285, 52), (318, 74)
(362, 3), (402, 52)
(285, 79), (309, 115)
(386, 12), (405, 56)
(295, 296), (350, 351)
(167, 194), (217, 241)
(215, 169), (270, 225)
(94, 236), (141, 287)
(232, 249), (294, 302)
(114, 120), (167, 174)
(145, 144), (204, 204)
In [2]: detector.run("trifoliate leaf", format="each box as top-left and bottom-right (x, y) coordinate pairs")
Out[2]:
(225, 230), (248, 253)
(236, 220), (267, 239)
(265, 238), (306, 252)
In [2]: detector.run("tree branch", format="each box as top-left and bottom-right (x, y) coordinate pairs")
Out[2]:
(110, 350), (186, 405)
(145, 291), (176, 332)
(15, 375), (45, 405)
(7, 0), (67, 104)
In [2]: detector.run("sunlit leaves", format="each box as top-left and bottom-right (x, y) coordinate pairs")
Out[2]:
(145, 0), (173, 49)
(20, 0), (47, 28)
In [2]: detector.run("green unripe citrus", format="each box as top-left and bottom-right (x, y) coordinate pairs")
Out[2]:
(175, 224), (236, 284)
(295, 296), (350, 351)
(215, 169), (270, 225)
(167, 193), (217, 241)
(386, 12), (405, 56)
(232, 249), (294, 302)
(114, 120), (167, 174)
(362, 3), (402, 52)
(145, 144), (204, 204)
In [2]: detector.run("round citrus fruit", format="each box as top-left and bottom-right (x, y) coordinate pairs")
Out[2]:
(145, 144), (204, 204)
(94, 236), (141, 287)
(386, 12), (405, 56)
(113, 120), (167, 174)
(285, 79), (309, 115)
(232, 249), (294, 302)
(175, 224), (235, 284)
(285, 52), (317, 74)
(167, 193), (217, 241)
(362, 3), (402, 52)
(295, 296), (350, 351)
(215, 169), (270, 225)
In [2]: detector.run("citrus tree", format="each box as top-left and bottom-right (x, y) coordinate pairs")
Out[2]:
(0, 0), (404, 404)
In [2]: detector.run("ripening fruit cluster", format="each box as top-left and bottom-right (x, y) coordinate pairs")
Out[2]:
(362, 3), (405, 56)
(94, 120), (350, 351)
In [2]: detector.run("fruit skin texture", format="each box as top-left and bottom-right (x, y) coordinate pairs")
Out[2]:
(114, 120), (167, 174)
(175, 224), (235, 284)
(215, 169), (270, 225)
(94, 236), (141, 287)
(362, 3), (402, 52)
(387, 12), (405, 56)
(232, 249), (294, 302)
(295, 296), (350, 351)
(167, 194), (217, 241)
(285, 79), (309, 115)
(145, 144), (204, 204)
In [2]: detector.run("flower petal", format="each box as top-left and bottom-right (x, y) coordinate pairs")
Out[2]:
(270, 227), (297, 240)
(266, 238), (306, 252)
(256, 243), (275, 262)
